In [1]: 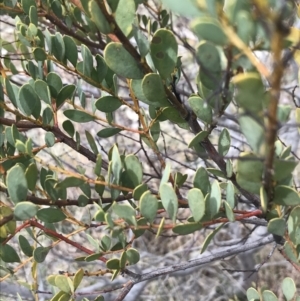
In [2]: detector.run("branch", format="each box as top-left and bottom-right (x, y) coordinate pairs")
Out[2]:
(0, 117), (108, 170)
(113, 235), (275, 300)
(0, 214), (13, 227)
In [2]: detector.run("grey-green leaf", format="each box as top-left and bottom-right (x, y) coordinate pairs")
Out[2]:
(7, 164), (28, 204)
(159, 183), (178, 222)
(104, 42), (144, 79)
(188, 188), (205, 222)
(64, 109), (94, 123)
(140, 191), (158, 223)
(150, 29), (178, 79)
(14, 202), (38, 220)
(95, 96), (122, 113)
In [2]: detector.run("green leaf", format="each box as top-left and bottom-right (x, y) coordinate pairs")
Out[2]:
(141, 73), (170, 107)
(95, 175), (105, 197)
(47, 72), (63, 98)
(282, 277), (296, 301)
(56, 84), (76, 108)
(159, 183), (178, 222)
(36, 208), (66, 223)
(133, 183), (148, 200)
(159, 162), (171, 191)
(57, 177), (85, 189)
(239, 115), (265, 155)
(106, 258), (120, 270)
(52, 32), (65, 62)
(226, 181), (235, 208)
(115, 0), (135, 36)
(262, 290), (278, 301)
(19, 235), (33, 257)
(150, 29), (178, 79)
(85, 253), (103, 262)
(284, 241), (299, 263)
(208, 180), (221, 218)
(64, 109), (94, 123)
(21, 0), (36, 15)
(0, 244), (21, 262)
(113, 203), (137, 226)
(97, 128), (122, 138)
(45, 132), (55, 147)
(81, 44), (93, 77)
(226, 159), (233, 178)
(188, 96), (212, 124)
(124, 154), (143, 186)
(89, 0), (111, 34)
(104, 42), (144, 79)
(156, 107), (187, 125)
(33, 47), (47, 61)
(73, 268), (84, 290)
(93, 54), (107, 83)
(174, 172), (188, 188)
(188, 131), (208, 148)
(133, 26), (149, 58)
(86, 233), (100, 252)
(196, 41), (222, 90)
(188, 188), (205, 222)
(95, 96), (122, 113)
(193, 167), (210, 195)
(173, 222), (202, 235)
(246, 288), (260, 301)
(85, 131), (98, 155)
(78, 194), (90, 207)
(201, 223), (224, 254)
(62, 120), (75, 137)
(46, 106), (57, 124)
(140, 191), (158, 223)
(14, 202), (38, 220)
(63, 35), (78, 67)
(224, 201), (235, 222)
(94, 154), (102, 177)
(273, 157), (298, 182)
(232, 73), (266, 113)
(268, 218), (286, 236)
(218, 128), (231, 156)
(44, 178), (59, 201)
(111, 145), (122, 184)
(288, 207), (300, 245)
(100, 235), (111, 251)
(273, 186), (300, 206)
(5, 78), (19, 108)
(191, 17), (228, 45)
(133, 217), (147, 238)
(7, 164), (28, 204)
(126, 248), (140, 265)
(34, 80), (51, 105)
(33, 246), (51, 263)
(15, 139), (26, 153)
(18, 83), (40, 117)
(236, 152), (263, 194)
(55, 275), (73, 294)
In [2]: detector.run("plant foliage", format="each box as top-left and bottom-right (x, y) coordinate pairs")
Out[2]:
(0, 0), (300, 300)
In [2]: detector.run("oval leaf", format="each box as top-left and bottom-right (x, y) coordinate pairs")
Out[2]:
(188, 188), (205, 222)
(159, 183), (178, 222)
(36, 208), (66, 223)
(14, 201), (38, 220)
(7, 164), (28, 204)
(140, 191), (158, 223)
(104, 42), (144, 79)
